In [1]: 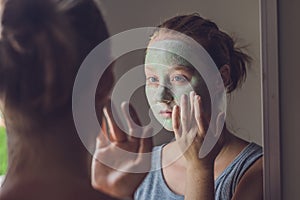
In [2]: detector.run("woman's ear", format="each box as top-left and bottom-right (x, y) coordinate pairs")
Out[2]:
(219, 64), (231, 87)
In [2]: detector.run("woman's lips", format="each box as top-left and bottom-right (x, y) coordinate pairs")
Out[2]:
(159, 110), (172, 118)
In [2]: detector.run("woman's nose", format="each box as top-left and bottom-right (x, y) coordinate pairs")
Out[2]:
(156, 85), (174, 104)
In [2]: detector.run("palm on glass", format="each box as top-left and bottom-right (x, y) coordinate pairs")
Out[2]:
(172, 91), (225, 167)
(91, 101), (153, 199)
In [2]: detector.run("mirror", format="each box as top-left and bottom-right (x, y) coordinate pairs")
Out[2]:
(0, 0), (281, 198)
(99, 0), (280, 199)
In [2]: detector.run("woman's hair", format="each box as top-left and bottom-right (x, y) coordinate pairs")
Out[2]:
(0, 0), (110, 117)
(154, 14), (251, 93)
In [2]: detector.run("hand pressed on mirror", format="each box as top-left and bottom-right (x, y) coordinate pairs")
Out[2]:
(91, 101), (153, 199)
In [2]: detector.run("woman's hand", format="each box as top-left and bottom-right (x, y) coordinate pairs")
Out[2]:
(172, 92), (225, 200)
(172, 91), (225, 167)
(91, 101), (153, 199)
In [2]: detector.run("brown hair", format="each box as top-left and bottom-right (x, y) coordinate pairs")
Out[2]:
(0, 0), (110, 116)
(154, 14), (251, 93)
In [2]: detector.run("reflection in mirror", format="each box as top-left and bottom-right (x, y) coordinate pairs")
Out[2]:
(101, 0), (262, 146)
(100, 0), (264, 199)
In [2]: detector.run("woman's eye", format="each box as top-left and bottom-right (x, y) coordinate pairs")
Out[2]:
(171, 75), (187, 82)
(147, 77), (159, 83)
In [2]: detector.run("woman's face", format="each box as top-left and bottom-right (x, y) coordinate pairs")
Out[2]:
(144, 39), (208, 131)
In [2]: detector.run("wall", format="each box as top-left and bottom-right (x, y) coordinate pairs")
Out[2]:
(278, 0), (300, 199)
(98, 0), (262, 145)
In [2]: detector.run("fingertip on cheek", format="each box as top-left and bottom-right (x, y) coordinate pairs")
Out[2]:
(194, 95), (201, 101)
(181, 94), (188, 101)
(175, 105), (181, 115)
(173, 105), (178, 111)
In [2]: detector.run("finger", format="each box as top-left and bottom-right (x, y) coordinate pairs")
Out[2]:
(101, 116), (109, 139)
(121, 102), (141, 141)
(128, 103), (142, 126)
(95, 134), (109, 149)
(103, 100), (127, 142)
(121, 102), (141, 128)
(180, 94), (189, 133)
(189, 91), (196, 126)
(96, 117), (110, 149)
(172, 105), (181, 140)
(189, 91), (195, 113)
(107, 99), (126, 130)
(194, 95), (207, 138)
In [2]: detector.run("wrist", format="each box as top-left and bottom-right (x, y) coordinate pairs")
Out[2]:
(186, 160), (214, 171)
(185, 163), (214, 188)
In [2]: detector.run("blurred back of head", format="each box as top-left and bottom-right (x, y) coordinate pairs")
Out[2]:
(0, 0), (110, 123)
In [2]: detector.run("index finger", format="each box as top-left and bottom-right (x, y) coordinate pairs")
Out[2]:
(194, 95), (208, 137)
(104, 99), (127, 142)
(95, 117), (110, 149)
(121, 101), (142, 141)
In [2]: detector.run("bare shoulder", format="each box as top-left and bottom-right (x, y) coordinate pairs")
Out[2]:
(232, 156), (263, 200)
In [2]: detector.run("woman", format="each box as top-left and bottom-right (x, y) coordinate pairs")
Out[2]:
(93, 14), (263, 199)
(133, 14), (263, 200)
(0, 0), (150, 199)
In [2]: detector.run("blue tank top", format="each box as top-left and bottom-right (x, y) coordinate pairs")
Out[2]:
(134, 142), (262, 200)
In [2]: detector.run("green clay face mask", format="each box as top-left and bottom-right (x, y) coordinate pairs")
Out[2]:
(145, 40), (208, 131)
(145, 48), (192, 68)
